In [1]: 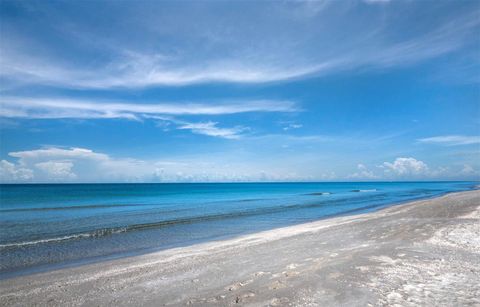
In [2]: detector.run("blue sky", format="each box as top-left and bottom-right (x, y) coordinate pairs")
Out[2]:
(0, 0), (479, 183)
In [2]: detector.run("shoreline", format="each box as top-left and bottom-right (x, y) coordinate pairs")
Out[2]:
(1, 186), (475, 280)
(1, 190), (479, 306)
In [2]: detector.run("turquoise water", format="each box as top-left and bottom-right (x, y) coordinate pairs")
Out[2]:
(0, 182), (476, 278)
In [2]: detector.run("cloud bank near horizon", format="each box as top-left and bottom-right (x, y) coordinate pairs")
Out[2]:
(1, 147), (477, 183)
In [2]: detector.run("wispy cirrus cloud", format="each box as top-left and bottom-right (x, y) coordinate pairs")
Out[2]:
(9, 147), (108, 161)
(0, 47), (341, 88)
(0, 96), (296, 139)
(418, 135), (480, 146)
(0, 1), (478, 89)
(0, 97), (297, 119)
(282, 123), (303, 131)
(177, 121), (248, 139)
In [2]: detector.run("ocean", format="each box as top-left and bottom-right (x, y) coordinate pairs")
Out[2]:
(0, 181), (476, 278)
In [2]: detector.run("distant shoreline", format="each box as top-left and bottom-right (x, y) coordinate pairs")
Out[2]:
(1, 190), (479, 306)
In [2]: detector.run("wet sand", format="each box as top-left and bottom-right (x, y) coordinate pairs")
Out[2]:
(1, 190), (479, 306)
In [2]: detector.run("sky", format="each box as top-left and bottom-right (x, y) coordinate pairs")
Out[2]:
(0, 0), (479, 183)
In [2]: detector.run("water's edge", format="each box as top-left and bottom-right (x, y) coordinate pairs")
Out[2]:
(1, 186), (476, 280)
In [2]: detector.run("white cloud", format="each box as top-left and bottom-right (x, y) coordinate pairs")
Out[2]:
(150, 116), (250, 139)
(347, 163), (379, 180)
(460, 164), (478, 175)
(0, 147), (312, 183)
(0, 160), (34, 182)
(347, 158), (450, 180)
(35, 160), (76, 180)
(0, 97), (297, 119)
(283, 123), (303, 131)
(9, 147), (108, 161)
(4, 147), (130, 182)
(0, 97), (296, 139)
(1, 147), (478, 183)
(319, 171), (337, 180)
(177, 121), (247, 139)
(381, 157), (429, 176)
(0, 3), (477, 88)
(348, 158), (479, 180)
(2, 24), (472, 88)
(418, 135), (480, 146)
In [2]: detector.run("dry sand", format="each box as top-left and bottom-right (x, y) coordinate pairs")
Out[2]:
(1, 190), (479, 306)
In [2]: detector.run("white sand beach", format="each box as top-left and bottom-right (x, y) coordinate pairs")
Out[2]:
(1, 190), (479, 306)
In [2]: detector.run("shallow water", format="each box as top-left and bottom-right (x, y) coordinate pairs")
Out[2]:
(0, 181), (476, 278)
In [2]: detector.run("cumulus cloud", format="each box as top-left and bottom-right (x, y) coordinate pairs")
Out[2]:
(347, 158), (455, 180)
(3, 147), (134, 183)
(0, 147), (311, 183)
(34, 161), (76, 180)
(347, 163), (379, 180)
(460, 164), (479, 176)
(1, 147), (477, 183)
(0, 160), (34, 182)
(461, 164), (474, 174)
(381, 157), (429, 176)
(418, 135), (480, 146)
(318, 171), (337, 181)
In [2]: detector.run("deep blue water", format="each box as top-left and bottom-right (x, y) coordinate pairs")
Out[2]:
(0, 182), (476, 278)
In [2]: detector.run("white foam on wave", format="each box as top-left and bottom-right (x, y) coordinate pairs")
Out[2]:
(0, 227), (127, 249)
